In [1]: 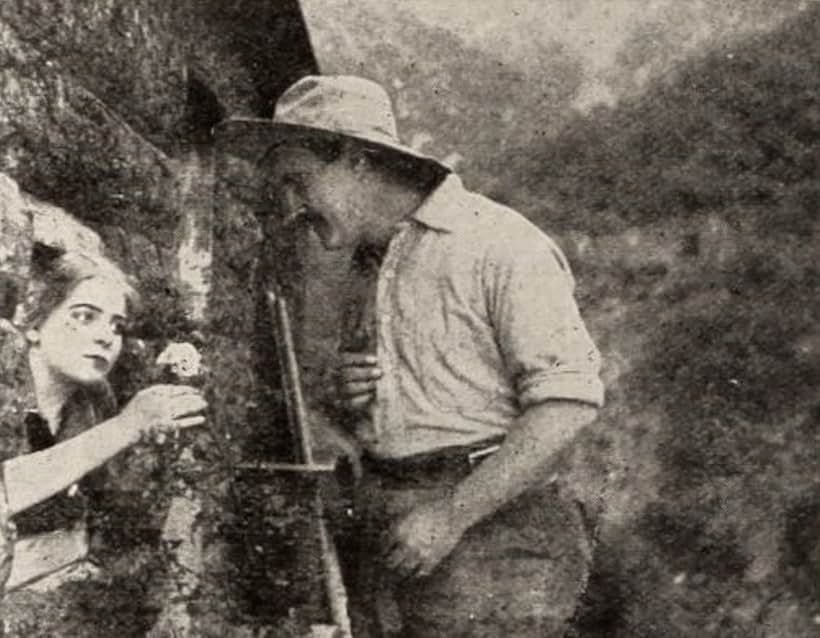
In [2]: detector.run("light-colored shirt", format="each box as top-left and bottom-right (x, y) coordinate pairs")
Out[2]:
(354, 175), (604, 459)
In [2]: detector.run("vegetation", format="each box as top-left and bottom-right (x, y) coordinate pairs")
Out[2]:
(509, 8), (820, 636)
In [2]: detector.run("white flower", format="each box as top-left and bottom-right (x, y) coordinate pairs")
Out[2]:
(156, 342), (203, 379)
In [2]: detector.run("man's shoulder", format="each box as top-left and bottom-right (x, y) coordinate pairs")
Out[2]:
(469, 192), (537, 229)
(418, 175), (570, 271)
(416, 175), (541, 239)
(445, 190), (550, 244)
(461, 193), (570, 270)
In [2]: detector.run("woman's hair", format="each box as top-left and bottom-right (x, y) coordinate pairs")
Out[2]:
(20, 244), (140, 331)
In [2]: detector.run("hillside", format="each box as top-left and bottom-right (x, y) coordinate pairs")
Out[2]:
(301, 0), (587, 181)
(512, 8), (820, 636)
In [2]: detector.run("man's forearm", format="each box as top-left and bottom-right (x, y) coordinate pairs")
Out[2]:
(448, 400), (598, 532)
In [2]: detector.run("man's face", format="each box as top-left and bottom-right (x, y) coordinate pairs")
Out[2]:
(269, 142), (369, 250)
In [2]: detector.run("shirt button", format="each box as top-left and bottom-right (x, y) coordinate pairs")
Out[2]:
(383, 270), (395, 280)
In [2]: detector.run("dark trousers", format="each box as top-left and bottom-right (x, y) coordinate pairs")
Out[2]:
(340, 459), (594, 638)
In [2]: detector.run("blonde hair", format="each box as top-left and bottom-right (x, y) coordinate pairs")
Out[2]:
(20, 246), (140, 330)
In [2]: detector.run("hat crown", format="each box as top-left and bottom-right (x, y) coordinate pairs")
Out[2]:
(215, 75), (448, 171)
(274, 75), (400, 146)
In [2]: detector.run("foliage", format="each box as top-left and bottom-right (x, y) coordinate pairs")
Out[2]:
(511, 8), (820, 636)
(509, 8), (820, 239)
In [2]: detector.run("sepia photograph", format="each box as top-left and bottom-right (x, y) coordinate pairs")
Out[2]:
(0, 1), (818, 636)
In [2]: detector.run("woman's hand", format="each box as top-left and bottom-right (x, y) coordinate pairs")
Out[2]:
(118, 384), (207, 438)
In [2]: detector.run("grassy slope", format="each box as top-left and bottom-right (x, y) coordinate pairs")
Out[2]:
(504, 9), (820, 637)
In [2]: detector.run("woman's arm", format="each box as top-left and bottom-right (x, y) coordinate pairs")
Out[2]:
(3, 384), (206, 517)
(4, 414), (138, 517)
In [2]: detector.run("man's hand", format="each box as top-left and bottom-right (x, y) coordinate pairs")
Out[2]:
(384, 497), (467, 579)
(334, 352), (382, 411)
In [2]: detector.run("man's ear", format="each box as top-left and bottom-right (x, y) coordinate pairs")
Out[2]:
(351, 152), (370, 177)
(343, 139), (372, 176)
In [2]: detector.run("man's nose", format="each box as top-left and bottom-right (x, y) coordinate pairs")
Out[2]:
(281, 185), (306, 226)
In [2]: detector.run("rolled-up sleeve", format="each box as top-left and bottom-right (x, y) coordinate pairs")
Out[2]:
(487, 232), (604, 410)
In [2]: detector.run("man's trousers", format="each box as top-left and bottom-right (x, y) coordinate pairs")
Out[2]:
(339, 459), (594, 638)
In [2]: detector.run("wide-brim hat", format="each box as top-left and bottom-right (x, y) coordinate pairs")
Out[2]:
(214, 74), (449, 172)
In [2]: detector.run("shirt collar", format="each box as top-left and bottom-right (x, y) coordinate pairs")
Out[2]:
(411, 174), (472, 233)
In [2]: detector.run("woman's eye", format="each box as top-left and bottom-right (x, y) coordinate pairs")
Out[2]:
(112, 322), (127, 336)
(70, 308), (97, 324)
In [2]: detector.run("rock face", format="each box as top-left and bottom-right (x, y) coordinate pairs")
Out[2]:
(0, 175), (31, 322)
(0, 2), (317, 636)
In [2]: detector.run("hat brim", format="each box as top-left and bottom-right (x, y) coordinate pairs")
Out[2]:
(213, 117), (449, 172)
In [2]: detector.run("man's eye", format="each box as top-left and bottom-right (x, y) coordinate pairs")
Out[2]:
(281, 174), (308, 189)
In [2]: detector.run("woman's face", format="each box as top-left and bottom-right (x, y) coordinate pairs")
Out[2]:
(33, 277), (128, 385)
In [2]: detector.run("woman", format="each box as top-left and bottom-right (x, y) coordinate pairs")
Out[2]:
(0, 247), (207, 634)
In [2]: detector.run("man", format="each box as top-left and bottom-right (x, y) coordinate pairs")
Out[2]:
(218, 75), (605, 637)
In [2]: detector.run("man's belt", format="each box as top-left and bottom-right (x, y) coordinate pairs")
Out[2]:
(363, 436), (505, 480)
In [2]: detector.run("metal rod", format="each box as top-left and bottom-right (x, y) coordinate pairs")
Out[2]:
(266, 285), (352, 636)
